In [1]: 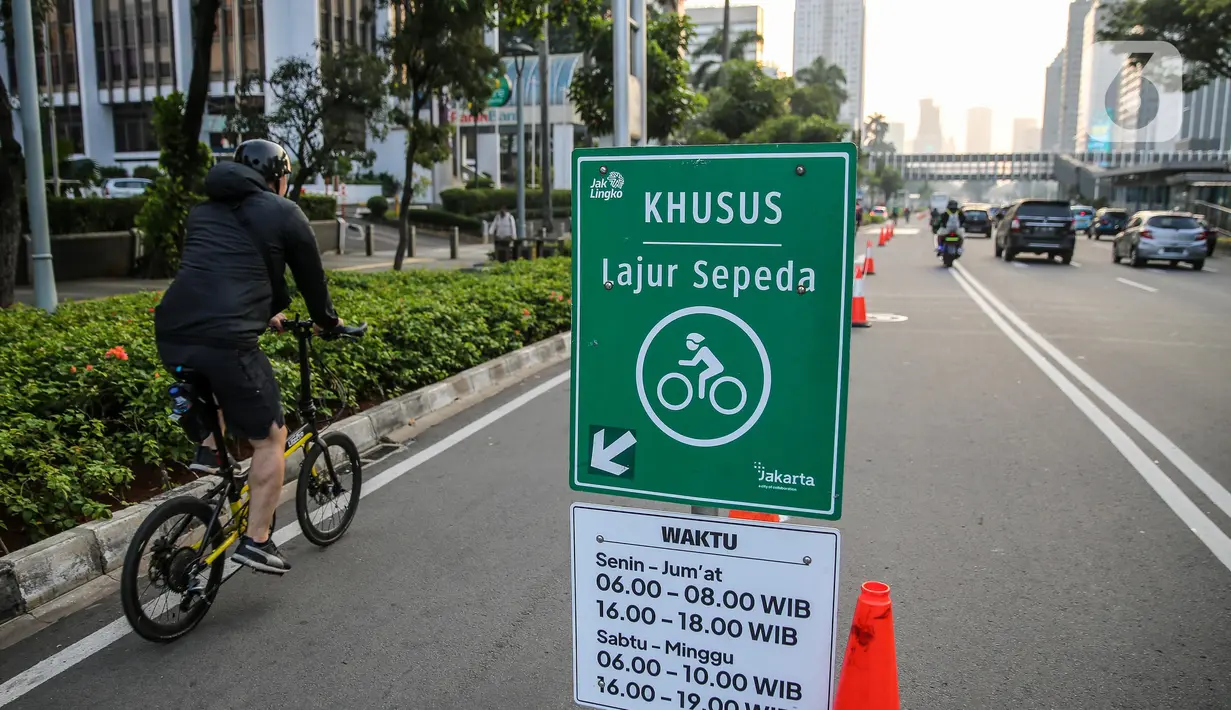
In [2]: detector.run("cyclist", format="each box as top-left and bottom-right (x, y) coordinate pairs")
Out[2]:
(678, 333), (724, 400)
(154, 138), (356, 576)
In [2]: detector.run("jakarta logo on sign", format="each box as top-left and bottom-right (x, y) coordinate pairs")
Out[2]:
(568, 144), (857, 520)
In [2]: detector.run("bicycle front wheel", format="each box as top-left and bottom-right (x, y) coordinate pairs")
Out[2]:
(296, 431), (363, 546)
(120, 495), (226, 642)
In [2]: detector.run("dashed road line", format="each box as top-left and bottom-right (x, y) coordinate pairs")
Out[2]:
(1116, 277), (1158, 293)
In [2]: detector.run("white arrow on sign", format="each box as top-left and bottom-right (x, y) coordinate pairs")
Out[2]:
(590, 429), (637, 475)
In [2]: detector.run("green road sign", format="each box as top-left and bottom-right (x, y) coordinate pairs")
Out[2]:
(568, 143), (856, 520)
(488, 72), (511, 108)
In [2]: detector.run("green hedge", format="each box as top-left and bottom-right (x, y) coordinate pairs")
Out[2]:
(21, 196), (147, 235)
(298, 193), (338, 220)
(440, 187), (573, 215)
(0, 258), (571, 545)
(18, 193), (336, 236)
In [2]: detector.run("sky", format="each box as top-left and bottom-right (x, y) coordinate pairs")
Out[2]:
(685, 0), (1076, 151)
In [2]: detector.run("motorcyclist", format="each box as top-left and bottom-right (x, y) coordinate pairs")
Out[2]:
(931, 199), (966, 254)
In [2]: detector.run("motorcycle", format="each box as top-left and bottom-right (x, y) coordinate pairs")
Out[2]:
(936, 228), (963, 267)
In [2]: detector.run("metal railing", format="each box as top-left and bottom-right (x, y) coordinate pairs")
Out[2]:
(1188, 200), (1231, 237)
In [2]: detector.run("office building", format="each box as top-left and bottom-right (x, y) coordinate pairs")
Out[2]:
(1075, 0), (1121, 152)
(1119, 67), (1231, 151)
(1041, 50), (1064, 151)
(886, 121), (905, 152)
(912, 98), (943, 153)
(1013, 118), (1041, 152)
(1059, 0), (1092, 152)
(793, 0), (865, 128)
(686, 5), (765, 65)
(966, 107), (992, 153)
(2, 0), (381, 166)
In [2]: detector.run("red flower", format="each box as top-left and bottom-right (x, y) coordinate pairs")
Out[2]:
(85, 364), (93, 371)
(522, 308), (530, 317)
(557, 293), (565, 301)
(148, 307), (155, 313)
(70, 365), (77, 374)
(105, 346), (129, 361)
(154, 372), (160, 379)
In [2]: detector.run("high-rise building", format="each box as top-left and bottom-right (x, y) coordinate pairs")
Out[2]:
(686, 5), (765, 66)
(1, 0), (381, 165)
(1120, 68), (1231, 151)
(1059, 0), (1093, 152)
(1075, 0), (1122, 152)
(886, 122), (905, 152)
(966, 107), (992, 152)
(1013, 118), (1042, 151)
(912, 99), (943, 153)
(792, 0), (865, 128)
(1042, 50), (1064, 151)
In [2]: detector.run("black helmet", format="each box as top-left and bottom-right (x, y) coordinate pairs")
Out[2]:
(947, 199), (959, 210)
(233, 139), (292, 185)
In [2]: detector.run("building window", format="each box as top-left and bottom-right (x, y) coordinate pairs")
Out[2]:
(210, 0), (264, 83)
(113, 103), (159, 152)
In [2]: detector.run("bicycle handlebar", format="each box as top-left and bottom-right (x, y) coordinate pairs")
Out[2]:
(271, 319), (369, 341)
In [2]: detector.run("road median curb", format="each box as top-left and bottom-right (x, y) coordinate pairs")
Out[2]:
(0, 331), (572, 646)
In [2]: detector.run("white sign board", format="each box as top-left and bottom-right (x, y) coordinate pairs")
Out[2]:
(571, 504), (841, 710)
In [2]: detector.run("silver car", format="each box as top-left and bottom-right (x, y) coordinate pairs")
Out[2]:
(101, 177), (152, 198)
(1113, 211), (1208, 271)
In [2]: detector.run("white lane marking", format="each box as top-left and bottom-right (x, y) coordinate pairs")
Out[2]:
(0, 371), (572, 707)
(1012, 262), (1030, 269)
(949, 268), (1231, 573)
(1205, 266), (1219, 273)
(892, 227), (921, 235)
(1116, 277), (1158, 293)
(954, 264), (1231, 562)
(1071, 261), (1083, 268)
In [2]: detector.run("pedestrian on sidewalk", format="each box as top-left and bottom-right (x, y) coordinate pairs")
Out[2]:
(489, 207), (516, 240)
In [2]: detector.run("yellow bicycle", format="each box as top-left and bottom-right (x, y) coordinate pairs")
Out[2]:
(120, 319), (366, 642)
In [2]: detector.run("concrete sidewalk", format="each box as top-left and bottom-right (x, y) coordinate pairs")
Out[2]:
(12, 232), (491, 306)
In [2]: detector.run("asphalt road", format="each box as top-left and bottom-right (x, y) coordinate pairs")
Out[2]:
(1, 223), (1229, 709)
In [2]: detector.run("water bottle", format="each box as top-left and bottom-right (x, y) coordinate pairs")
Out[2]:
(168, 384), (193, 421)
(168, 383), (209, 443)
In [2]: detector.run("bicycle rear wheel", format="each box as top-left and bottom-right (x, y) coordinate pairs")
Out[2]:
(120, 496), (226, 642)
(296, 431), (363, 546)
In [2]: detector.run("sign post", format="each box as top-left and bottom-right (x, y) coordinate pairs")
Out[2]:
(569, 144), (857, 520)
(571, 504), (842, 710)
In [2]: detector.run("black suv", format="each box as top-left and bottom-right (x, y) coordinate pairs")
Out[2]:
(961, 203), (992, 237)
(993, 199), (1076, 264)
(1090, 207), (1128, 240)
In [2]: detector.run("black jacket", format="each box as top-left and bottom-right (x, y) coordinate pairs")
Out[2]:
(155, 162), (339, 349)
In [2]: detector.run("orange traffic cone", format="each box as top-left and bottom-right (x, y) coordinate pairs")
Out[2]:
(834, 581), (900, 710)
(878, 226), (887, 247)
(852, 265), (870, 328)
(728, 509), (781, 522)
(864, 240), (876, 275)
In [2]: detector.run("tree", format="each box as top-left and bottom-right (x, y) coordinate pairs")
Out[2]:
(183, 0), (222, 146)
(1099, 0), (1231, 91)
(699, 60), (786, 141)
(788, 81), (842, 121)
(568, 9), (702, 142)
(721, 0), (731, 61)
(381, 0), (499, 271)
(741, 114), (846, 144)
(0, 0), (56, 307)
(226, 44), (389, 202)
(794, 56), (848, 107)
(691, 30), (762, 89)
(867, 164), (904, 205)
(864, 113), (893, 152)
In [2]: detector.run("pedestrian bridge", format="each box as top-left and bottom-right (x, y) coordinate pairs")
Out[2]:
(868, 150), (1231, 182)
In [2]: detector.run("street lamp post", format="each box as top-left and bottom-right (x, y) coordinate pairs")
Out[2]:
(510, 42), (535, 246)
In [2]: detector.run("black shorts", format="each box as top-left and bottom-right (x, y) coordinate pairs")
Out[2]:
(157, 343), (285, 440)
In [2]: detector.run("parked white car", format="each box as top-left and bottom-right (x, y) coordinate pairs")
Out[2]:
(101, 178), (152, 198)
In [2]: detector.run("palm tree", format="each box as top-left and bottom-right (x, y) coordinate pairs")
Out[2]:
(691, 30), (764, 90)
(864, 113), (892, 152)
(794, 56), (848, 106)
(721, 0), (731, 61)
